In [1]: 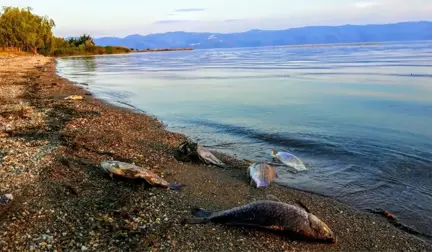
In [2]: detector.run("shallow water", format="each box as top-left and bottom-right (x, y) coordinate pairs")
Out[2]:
(56, 41), (432, 238)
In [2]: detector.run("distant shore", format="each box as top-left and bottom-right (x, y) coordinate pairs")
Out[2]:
(134, 48), (194, 53)
(1, 55), (431, 251)
(284, 42), (382, 48)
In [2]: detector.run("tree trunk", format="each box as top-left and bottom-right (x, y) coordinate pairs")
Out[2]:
(30, 46), (38, 55)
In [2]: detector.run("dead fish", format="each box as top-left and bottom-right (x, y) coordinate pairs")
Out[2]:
(196, 144), (226, 168)
(64, 95), (83, 100)
(100, 160), (184, 190)
(246, 161), (278, 188)
(271, 149), (307, 171)
(182, 195), (336, 243)
(0, 194), (13, 205)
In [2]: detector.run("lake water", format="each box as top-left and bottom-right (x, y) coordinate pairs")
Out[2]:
(56, 41), (432, 239)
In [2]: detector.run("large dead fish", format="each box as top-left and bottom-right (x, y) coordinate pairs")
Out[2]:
(247, 161), (278, 188)
(182, 195), (336, 243)
(100, 160), (184, 190)
(271, 149), (307, 171)
(196, 144), (227, 168)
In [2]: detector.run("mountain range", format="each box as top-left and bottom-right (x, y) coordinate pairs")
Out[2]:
(94, 21), (432, 50)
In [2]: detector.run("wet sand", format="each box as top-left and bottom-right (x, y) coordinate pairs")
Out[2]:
(0, 56), (431, 251)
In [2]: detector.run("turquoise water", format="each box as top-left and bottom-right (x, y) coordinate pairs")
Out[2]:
(56, 41), (432, 238)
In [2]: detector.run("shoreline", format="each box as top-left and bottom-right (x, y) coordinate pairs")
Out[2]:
(1, 55), (431, 251)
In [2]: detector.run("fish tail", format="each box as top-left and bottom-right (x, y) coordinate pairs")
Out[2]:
(168, 183), (185, 190)
(256, 180), (270, 188)
(182, 217), (210, 224)
(181, 207), (213, 224)
(191, 207), (213, 217)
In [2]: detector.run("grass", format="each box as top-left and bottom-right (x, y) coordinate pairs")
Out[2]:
(49, 46), (131, 57)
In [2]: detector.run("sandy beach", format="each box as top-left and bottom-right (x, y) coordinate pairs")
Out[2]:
(0, 56), (431, 252)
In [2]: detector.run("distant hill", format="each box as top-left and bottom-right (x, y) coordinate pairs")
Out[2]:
(94, 21), (432, 50)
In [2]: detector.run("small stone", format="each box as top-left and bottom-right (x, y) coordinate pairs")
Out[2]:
(81, 245), (88, 251)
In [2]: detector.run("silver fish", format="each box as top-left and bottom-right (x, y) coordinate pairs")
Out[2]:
(100, 160), (184, 190)
(196, 144), (227, 168)
(182, 195), (336, 243)
(271, 149), (307, 171)
(247, 162), (278, 188)
(0, 194), (13, 205)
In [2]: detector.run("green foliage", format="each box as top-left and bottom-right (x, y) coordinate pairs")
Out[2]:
(0, 5), (130, 57)
(50, 45), (130, 57)
(0, 6), (55, 54)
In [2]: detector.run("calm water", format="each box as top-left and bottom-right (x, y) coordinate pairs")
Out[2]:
(56, 41), (432, 238)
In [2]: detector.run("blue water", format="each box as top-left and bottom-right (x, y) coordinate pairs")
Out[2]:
(56, 41), (432, 238)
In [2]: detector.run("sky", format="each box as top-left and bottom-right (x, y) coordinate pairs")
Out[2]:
(2, 0), (431, 37)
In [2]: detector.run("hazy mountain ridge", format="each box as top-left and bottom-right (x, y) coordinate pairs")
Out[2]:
(94, 21), (432, 49)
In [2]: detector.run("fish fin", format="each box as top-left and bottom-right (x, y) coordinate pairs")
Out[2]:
(191, 207), (213, 217)
(181, 217), (209, 224)
(271, 149), (278, 157)
(168, 183), (185, 190)
(266, 194), (282, 202)
(295, 200), (311, 213)
(249, 178), (255, 186)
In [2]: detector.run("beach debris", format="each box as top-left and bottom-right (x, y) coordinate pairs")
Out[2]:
(64, 95), (83, 100)
(182, 195), (336, 243)
(246, 161), (278, 188)
(175, 140), (199, 162)
(175, 140), (226, 168)
(366, 207), (431, 237)
(271, 149), (307, 171)
(100, 160), (184, 190)
(0, 194), (13, 205)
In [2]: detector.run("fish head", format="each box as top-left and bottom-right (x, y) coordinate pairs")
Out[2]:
(100, 160), (118, 173)
(308, 213), (336, 243)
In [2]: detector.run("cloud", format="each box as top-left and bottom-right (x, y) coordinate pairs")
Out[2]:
(353, 1), (380, 8)
(174, 8), (205, 12)
(224, 19), (243, 22)
(154, 20), (191, 24)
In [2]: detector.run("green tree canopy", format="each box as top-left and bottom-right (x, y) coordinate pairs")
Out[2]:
(0, 5), (129, 56)
(0, 6), (56, 53)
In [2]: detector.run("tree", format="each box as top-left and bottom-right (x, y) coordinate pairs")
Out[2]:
(0, 6), (56, 54)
